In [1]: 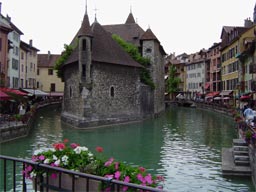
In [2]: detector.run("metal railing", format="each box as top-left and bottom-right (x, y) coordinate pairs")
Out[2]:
(0, 155), (165, 192)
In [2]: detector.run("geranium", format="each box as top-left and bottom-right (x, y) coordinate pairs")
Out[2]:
(23, 139), (164, 191)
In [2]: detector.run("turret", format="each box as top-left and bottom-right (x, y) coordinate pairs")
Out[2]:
(78, 10), (93, 86)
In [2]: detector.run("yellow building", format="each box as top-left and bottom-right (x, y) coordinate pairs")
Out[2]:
(37, 51), (63, 95)
(237, 25), (256, 94)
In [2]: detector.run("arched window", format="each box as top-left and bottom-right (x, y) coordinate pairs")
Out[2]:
(110, 86), (114, 97)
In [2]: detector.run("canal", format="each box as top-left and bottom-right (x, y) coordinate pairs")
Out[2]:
(0, 105), (255, 191)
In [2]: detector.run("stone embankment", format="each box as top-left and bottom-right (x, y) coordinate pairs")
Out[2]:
(0, 100), (61, 143)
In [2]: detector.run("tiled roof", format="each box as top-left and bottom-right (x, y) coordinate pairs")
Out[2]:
(125, 13), (136, 24)
(141, 28), (159, 42)
(77, 14), (93, 37)
(20, 41), (40, 52)
(64, 17), (142, 68)
(103, 23), (145, 47)
(38, 54), (60, 68)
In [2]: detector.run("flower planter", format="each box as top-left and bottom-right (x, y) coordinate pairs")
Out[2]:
(33, 173), (102, 192)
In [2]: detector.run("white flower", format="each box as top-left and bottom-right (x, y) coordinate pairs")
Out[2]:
(30, 171), (37, 178)
(33, 149), (44, 156)
(61, 155), (69, 165)
(53, 155), (58, 160)
(74, 146), (88, 154)
(54, 159), (60, 166)
(43, 158), (50, 164)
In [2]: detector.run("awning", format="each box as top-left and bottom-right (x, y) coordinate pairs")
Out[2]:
(219, 90), (233, 96)
(206, 91), (220, 97)
(22, 89), (49, 96)
(0, 87), (27, 96)
(240, 95), (251, 100)
(0, 90), (11, 100)
(205, 83), (210, 90)
(223, 97), (230, 100)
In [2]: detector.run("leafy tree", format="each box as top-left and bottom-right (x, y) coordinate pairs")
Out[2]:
(55, 44), (74, 80)
(166, 65), (181, 98)
(112, 34), (155, 89)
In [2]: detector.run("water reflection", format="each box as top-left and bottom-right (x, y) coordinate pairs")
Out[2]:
(0, 105), (254, 191)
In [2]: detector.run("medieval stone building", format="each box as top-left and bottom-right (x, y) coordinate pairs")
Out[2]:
(61, 10), (166, 128)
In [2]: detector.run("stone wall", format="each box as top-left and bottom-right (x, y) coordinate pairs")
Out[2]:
(62, 62), (145, 128)
(142, 41), (165, 115)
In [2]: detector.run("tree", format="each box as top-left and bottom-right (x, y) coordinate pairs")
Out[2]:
(166, 65), (181, 99)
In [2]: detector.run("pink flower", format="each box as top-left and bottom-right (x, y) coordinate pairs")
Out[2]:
(145, 174), (153, 184)
(63, 138), (69, 143)
(115, 162), (119, 170)
(32, 155), (38, 162)
(26, 165), (33, 172)
(114, 171), (121, 180)
(104, 157), (114, 167)
(122, 176), (130, 192)
(137, 173), (145, 183)
(70, 143), (79, 149)
(51, 173), (57, 179)
(39, 155), (45, 161)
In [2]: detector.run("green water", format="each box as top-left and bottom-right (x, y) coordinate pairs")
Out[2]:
(0, 105), (255, 191)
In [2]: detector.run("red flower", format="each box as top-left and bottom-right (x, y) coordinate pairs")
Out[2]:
(139, 167), (145, 172)
(96, 146), (103, 153)
(63, 138), (69, 143)
(53, 143), (65, 150)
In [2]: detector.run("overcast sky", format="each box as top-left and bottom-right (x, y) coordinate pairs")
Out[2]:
(1, 0), (255, 56)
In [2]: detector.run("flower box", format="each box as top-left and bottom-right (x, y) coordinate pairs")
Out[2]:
(24, 139), (164, 192)
(33, 173), (102, 192)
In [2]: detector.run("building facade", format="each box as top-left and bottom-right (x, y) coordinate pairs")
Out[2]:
(61, 10), (166, 128)
(37, 51), (63, 93)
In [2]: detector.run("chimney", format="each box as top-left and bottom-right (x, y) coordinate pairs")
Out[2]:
(244, 18), (253, 28)
(0, 2), (2, 15)
(6, 14), (11, 21)
(29, 39), (33, 47)
(48, 51), (51, 60)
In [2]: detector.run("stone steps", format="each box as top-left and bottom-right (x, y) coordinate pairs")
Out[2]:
(222, 139), (251, 176)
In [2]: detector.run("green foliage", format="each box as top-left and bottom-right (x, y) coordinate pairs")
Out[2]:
(54, 44), (74, 79)
(166, 65), (181, 94)
(112, 34), (155, 89)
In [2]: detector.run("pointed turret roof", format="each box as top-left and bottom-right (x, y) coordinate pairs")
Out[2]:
(77, 13), (93, 37)
(125, 12), (136, 24)
(63, 20), (142, 68)
(141, 28), (159, 42)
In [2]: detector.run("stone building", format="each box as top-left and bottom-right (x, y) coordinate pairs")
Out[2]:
(61, 10), (166, 128)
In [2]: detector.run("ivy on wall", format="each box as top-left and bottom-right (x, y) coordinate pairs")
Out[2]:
(112, 34), (155, 89)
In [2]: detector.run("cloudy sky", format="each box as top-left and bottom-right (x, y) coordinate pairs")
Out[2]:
(1, 0), (255, 55)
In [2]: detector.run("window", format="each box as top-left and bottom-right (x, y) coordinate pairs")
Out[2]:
(12, 59), (18, 70)
(70, 86), (73, 98)
(37, 69), (40, 75)
(21, 52), (24, 60)
(48, 69), (53, 75)
(82, 65), (86, 77)
(0, 38), (2, 51)
(145, 48), (152, 53)
(82, 39), (86, 51)
(110, 86), (114, 97)
(50, 83), (56, 92)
